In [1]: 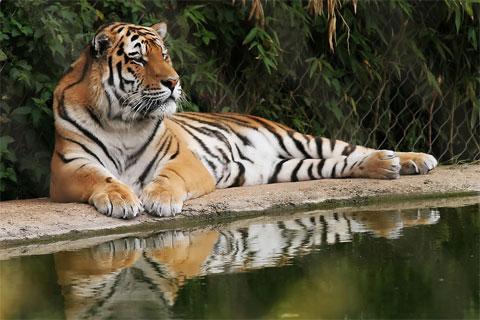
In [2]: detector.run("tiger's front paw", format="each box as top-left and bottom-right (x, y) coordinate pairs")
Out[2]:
(398, 152), (438, 175)
(354, 150), (401, 179)
(89, 181), (143, 219)
(141, 182), (186, 217)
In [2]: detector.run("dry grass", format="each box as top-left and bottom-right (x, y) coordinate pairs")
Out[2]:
(235, 0), (356, 52)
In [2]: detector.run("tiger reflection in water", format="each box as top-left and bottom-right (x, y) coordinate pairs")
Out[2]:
(55, 208), (439, 319)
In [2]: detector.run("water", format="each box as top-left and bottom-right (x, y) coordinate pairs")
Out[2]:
(1, 204), (479, 319)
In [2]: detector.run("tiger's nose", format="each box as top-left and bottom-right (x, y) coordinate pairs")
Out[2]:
(161, 78), (178, 91)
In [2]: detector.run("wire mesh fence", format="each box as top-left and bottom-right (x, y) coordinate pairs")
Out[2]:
(172, 1), (480, 164)
(189, 61), (480, 164)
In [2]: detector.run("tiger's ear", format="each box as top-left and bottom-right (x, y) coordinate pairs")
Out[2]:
(151, 22), (167, 40)
(91, 32), (111, 58)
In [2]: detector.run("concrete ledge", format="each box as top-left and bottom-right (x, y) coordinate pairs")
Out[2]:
(1, 164), (479, 255)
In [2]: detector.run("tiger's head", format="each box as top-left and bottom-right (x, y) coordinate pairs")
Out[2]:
(90, 22), (181, 121)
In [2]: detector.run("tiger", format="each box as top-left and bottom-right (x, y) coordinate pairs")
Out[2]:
(50, 22), (438, 219)
(54, 208), (441, 318)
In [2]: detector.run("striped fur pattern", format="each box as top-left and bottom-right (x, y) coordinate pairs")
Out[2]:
(50, 22), (438, 219)
(54, 208), (440, 318)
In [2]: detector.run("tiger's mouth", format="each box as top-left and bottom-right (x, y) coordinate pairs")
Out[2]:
(149, 97), (176, 112)
(119, 88), (179, 121)
(128, 96), (177, 120)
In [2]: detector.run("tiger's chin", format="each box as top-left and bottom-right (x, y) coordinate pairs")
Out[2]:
(153, 98), (178, 119)
(123, 98), (178, 122)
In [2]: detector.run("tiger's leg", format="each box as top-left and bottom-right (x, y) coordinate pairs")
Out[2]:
(268, 150), (401, 182)
(284, 131), (437, 175)
(50, 150), (142, 219)
(141, 148), (216, 217)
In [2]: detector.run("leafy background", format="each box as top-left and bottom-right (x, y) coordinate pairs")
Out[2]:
(0, 0), (479, 200)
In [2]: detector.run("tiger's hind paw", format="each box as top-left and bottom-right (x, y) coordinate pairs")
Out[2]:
(399, 153), (438, 175)
(353, 150), (401, 180)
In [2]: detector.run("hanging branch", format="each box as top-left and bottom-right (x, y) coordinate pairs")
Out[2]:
(307, 0), (324, 16)
(235, 0), (356, 51)
(233, 0), (265, 26)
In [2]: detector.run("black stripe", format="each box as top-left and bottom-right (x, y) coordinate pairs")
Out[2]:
(340, 158), (349, 176)
(317, 159), (326, 178)
(173, 120), (223, 164)
(307, 163), (315, 180)
(56, 152), (85, 164)
(319, 215), (327, 243)
(105, 90), (113, 117)
(160, 137), (173, 159)
(59, 47), (92, 95)
(108, 22), (125, 32)
(350, 160), (358, 169)
(291, 160), (304, 182)
(95, 22), (116, 36)
(59, 106), (119, 171)
(169, 142), (180, 160)
(217, 147), (230, 163)
(203, 158), (217, 177)
(245, 114), (291, 130)
(236, 133), (252, 147)
(315, 136), (323, 158)
(247, 116), (292, 157)
(235, 145), (254, 163)
(207, 113), (258, 129)
(108, 56), (114, 85)
(86, 106), (104, 128)
(231, 162), (246, 187)
(222, 171), (232, 184)
(126, 120), (161, 169)
(174, 117), (231, 149)
(176, 113), (253, 146)
(59, 135), (106, 167)
(138, 136), (171, 185)
(356, 158), (365, 168)
(294, 218), (307, 229)
(288, 131), (310, 158)
(330, 138), (337, 154)
(116, 62), (125, 91)
(268, 159), (288, 183)
(238, 228), (249, 255)
(344, 212), (353, 234)
(332, 162), (338, 178)
(174, 118), (215, 137)
(174, 116), (254, 172)
(342, 144), (357, 156)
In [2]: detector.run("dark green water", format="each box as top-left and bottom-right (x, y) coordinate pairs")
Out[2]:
(1, 204), (479, 319)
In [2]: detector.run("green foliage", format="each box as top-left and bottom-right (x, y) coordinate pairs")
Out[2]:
(0, 0), (479, 200)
